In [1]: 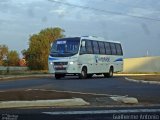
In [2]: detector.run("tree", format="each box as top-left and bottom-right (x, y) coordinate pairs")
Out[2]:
(27, 27), (65, 70)
(21, 49), (27, 58)
(0, 45), (8, 65)
(7, 50), (19, 66)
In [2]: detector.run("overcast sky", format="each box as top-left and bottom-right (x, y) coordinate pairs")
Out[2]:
(0, 0), (160, 58)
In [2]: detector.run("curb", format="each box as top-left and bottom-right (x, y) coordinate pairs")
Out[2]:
(0, 98), (89, 109)
(114, 74), (159, 76)
(125, 77), (160, 85)
(110, 96), (138, 104)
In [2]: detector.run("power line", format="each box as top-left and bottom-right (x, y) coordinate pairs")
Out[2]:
(48, 0), (160, 22)
(103, 0), (160, 13)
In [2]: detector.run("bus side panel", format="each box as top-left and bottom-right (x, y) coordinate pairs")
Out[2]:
(78, 54), (112, 74)
(94, 54), (110, 73)
(111, 56), (123, 72)
(78, 54), (95, 74)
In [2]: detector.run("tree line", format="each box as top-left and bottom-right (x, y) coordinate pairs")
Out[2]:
(22, 27), (65, 70)
(0, 27), (65, 70)
(0, 45), (19, 66)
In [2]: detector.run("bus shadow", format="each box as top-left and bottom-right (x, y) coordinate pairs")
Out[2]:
(57, 75), (119, 81)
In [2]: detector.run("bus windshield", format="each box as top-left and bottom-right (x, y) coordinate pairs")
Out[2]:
(50, 37), (80, 57)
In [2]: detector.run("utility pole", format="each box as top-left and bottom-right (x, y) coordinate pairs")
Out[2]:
(146, 50), (149, 56)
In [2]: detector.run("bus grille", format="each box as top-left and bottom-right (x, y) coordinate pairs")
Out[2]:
(53, 62), (68, 71)
(54, 62), (68, 65)
(54, 67), (67, 70)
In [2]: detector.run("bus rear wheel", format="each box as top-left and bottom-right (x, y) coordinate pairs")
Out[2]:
(79, 67), (87, 79)
(104, 67), (113, 78)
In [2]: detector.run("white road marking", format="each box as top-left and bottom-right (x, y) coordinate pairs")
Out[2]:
(43, 109), (160, 115)
(125, 77), (160, 85)
(25, 89), (128, 97)
(25, 89), (139, 104)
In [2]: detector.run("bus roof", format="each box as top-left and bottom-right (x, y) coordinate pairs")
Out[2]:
(59, 36), (121, 43)
(80, 36), (121, 43)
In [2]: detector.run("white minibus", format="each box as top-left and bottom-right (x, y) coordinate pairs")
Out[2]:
(48, 36), (123, 79)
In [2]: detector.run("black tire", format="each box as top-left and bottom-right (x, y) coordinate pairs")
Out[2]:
(55, 74), (62, 79)
(104, 67), (113, 78)
(61, 74), (65, 78)
(79, 67), (87, 79)
(87, 74), (93, 78)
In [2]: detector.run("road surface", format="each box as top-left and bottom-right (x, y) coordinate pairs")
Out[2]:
(0, 76), (160, 104)
(0, 106), (160, 120)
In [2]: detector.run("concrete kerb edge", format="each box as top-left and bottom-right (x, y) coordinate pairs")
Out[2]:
(110, 96), (138, 104)
(114, 73), (159, 76)
(0, 98), (90, 109)
(125, 77), (160, 85)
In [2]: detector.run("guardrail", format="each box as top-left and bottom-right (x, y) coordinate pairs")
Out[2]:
(0, 66), (28, 74)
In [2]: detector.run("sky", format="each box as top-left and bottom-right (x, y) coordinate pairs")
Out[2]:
(0, 0), (160, 58)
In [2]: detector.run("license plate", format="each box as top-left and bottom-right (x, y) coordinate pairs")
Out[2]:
(55, 65), (63, 68)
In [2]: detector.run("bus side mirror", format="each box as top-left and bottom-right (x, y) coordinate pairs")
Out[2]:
(81, 41), (86, 47)
(80, 41), (86, 55)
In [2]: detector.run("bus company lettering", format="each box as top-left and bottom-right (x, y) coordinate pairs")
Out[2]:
(95, 56), (110, 63)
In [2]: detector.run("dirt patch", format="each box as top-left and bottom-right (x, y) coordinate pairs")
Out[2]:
(0, 90), (73, 101)
(128, 75), (160, 81)
(0, 89), (119, 106)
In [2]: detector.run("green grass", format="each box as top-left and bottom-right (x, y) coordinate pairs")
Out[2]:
(0, 70), (49, 75)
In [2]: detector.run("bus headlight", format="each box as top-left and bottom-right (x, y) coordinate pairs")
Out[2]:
(69, 61), (74, 64)
(49, 62), (53, 65)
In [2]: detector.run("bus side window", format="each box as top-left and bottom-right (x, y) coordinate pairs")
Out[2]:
(110, 43), (117, 55)
(115, 43), (123, 55)
(92, 41), (100, 54)
(98, 41), (105, 54)
(86, 40), (93, 54)
(105, 42), (112, 55)
(80, 40), (86, 54)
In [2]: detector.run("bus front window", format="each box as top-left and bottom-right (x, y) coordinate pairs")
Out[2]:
(50, 37), (80, 57)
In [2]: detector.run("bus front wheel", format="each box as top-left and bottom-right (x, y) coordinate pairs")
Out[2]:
(79, 67), (87, 79)
(55, 74), (65, 79)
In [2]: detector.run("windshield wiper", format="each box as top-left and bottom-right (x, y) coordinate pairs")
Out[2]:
(64, 51), (73, 53)
(51, 51), (59, 53)
(51, 51), (76, 54)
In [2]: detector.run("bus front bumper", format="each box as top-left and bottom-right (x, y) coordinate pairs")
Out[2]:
(48, 61), (81, 74)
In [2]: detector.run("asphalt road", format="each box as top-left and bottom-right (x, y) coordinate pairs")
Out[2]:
(1, 106), (160, 120)
(0, 76), (160, 103)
